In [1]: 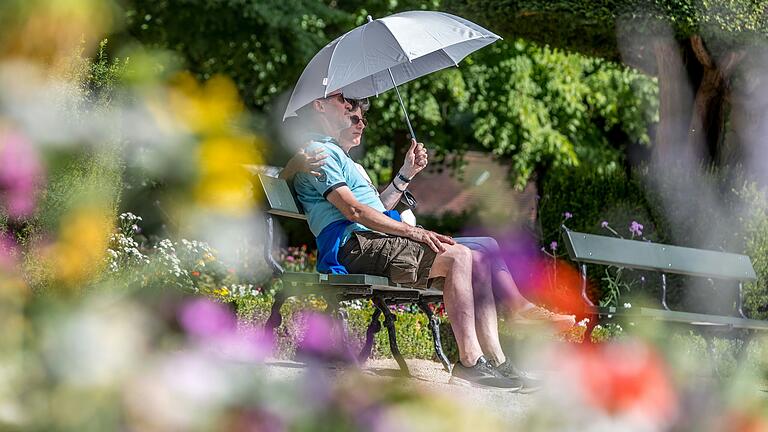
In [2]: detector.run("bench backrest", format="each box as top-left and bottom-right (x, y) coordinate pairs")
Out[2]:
(562, 227), (757, 282)
(245, 165), (306, 220)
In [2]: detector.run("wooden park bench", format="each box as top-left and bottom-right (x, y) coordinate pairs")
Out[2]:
(561, 226), (768, 350)
(249, 166), (451, 375)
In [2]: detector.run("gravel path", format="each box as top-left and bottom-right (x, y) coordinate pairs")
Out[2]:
(262, 358), (538, 426)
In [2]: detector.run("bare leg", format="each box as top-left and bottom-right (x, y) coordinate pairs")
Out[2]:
(429, 243), (483, 367)
(471, 250), (506, 366)
(493, 270), (531, 311)
(454, 237), (533, 311)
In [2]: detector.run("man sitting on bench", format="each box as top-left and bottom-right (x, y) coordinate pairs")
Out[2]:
(288, 91), (538, 390)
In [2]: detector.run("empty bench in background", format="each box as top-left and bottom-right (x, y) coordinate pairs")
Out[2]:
(249, 166), (451, 374)
(561, 226), (768, 352)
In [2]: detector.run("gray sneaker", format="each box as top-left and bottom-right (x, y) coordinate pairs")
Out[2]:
(494, 360), (542, 393)
(449, 356), (523, 391)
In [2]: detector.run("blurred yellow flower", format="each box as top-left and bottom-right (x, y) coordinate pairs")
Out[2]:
(195, 134), (262, 214)
(44, 206), (113, 288)
(169, 72), (244, 136)
(1, 0), (115, 70)
(212, 287), (229, 297)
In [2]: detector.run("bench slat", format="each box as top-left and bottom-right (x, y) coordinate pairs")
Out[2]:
(595, 306), (768, 330)
(638, 308), (768, 330)
(327, 274), (392, 286)
(283, 272), (441, 300)
(563, 229), (757, 281)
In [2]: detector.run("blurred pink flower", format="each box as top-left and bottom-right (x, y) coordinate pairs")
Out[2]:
(0, 130), (43, 220)
(179, 298), (273, 362)
(0, 232), (19, 269)
(299, 312), (335, 354)
(297, 312), (354, 363)
(179, 298), (237, 338)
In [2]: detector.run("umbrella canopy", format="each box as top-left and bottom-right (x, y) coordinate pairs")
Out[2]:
(283, 10), (500, 120)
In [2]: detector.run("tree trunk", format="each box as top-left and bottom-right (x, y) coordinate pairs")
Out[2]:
(687, 35), (743, 163)
(653, 35), (743, 165)
(652, 38), (695, 164)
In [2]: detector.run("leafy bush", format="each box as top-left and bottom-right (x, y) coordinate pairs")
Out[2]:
(235, 294), (459, 361)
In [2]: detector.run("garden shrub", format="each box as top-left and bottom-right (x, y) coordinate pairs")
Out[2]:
(235, 294), (459, 361)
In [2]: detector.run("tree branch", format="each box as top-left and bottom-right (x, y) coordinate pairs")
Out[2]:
(690, 35), (713, 69)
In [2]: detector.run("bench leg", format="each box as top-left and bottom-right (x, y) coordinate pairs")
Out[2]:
(736, 330), (754, 365)
(264, 289), (288, 332)
(704, 333), (720, 377)
(373, 297), (410, 376)
(418, 300), (451, 372)
(359, 307), (382, 363)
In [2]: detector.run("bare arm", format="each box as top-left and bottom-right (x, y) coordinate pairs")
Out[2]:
(326, 186), (454, 253)
(278, 148), (328, 181)
(378, 139), (428, 210)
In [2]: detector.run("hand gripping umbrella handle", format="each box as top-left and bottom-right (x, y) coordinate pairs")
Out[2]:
(367, 15), (417, 142)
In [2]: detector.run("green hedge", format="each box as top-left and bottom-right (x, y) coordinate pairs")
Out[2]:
(235, 295), (460, 361)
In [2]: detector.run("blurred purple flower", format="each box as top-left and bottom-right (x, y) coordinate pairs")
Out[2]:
(550, 241), (558, 251)
(178, 298), (236, 339)
(297, 312), (354, 363)
(179, 298), (273, 362)
(298, 312), (335, 355)
(0, 232), (19, 269)
(0, 131), (43, 220)
(629, 221), (644, 237)
(601, 221), (609, 229)
(214, 326), (273, 362)
(563, 211), (573, 220)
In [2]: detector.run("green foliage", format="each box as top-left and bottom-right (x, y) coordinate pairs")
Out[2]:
(123, 1), (658, 188)
(539, 166), (658, 242)
(446, 0), (768, 60)
(20, 40), (127, 243)
(466, 40), (657, 187)
(360, 38), (658, 188)
(236, 294), (459, 361)
(124, 0), (351, 110)
(740, 184), (768, 319)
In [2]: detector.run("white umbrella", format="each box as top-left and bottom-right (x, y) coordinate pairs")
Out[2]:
(283, 10), (500, 140)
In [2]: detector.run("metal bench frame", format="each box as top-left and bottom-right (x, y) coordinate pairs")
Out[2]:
(561, 225), (768, 348)
(253, 169), (451, 374)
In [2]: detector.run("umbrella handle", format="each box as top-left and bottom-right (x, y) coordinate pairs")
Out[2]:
(368, 15), (417, 142)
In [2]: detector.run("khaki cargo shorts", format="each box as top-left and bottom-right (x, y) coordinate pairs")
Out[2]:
(338, 231), (438, 288)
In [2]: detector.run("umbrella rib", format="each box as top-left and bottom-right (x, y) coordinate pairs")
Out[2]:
(325, 33), (349, 97)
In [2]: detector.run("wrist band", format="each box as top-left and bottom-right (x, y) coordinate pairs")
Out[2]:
(397, 172), (412, 183)
(392, 180), (406, 193)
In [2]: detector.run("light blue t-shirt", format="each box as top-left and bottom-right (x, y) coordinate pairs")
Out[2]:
(293, 135), (385, 244)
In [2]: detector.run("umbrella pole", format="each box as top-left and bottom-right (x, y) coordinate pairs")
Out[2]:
(387, 68), (417, 141)
(366, 16), (416, 141)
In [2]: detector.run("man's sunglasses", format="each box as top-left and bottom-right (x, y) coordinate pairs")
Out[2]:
(327, 94), (370, 111)
(350, 115), (367, 126)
